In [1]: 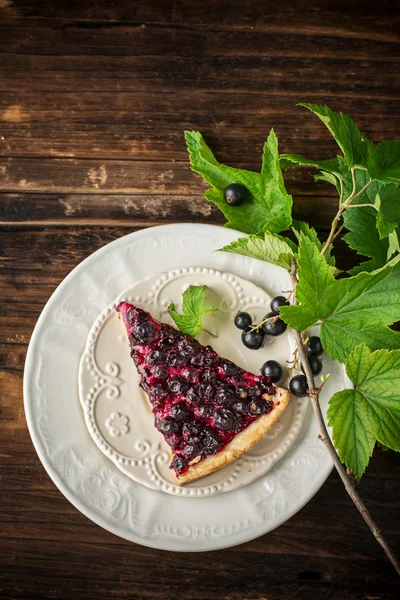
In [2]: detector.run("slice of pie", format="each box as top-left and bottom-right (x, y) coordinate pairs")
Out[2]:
(117, 301), (291, 484)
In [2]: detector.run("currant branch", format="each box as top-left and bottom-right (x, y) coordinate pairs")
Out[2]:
(288, 257), (400, 575)
(320, 170), (375, 256)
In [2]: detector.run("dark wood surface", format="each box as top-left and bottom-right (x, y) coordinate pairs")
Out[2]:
(1, 1), (400, 598)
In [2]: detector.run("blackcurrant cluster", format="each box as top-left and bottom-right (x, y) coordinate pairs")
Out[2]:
(234, 295), (289, 351)
(289, 336), (324, 397)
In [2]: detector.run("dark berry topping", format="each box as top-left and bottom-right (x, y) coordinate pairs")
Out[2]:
(168, 379), (189, 395)
(183, 441), (202, 460)
(132, 321), (156, 343)
(223, 183), (248, 206)
(222, 361), (240, 375)
(236, 386), (248, 399)
(177, 338), (199, 356)
(171, 454), (187, 473)
(198, 404), (213, 418)
(261, 312), (287, 336)
(241, 328), (265, 350)
(153, 365), (169, 380)
(233, 400), (250, 415)
(201, 368), (218, 382)
(149, 383), (168, 398)
(213, 408), (237, 431)
(201, 349), (218, 367)
(182, 420), (202, 440)
(180, 367), (198, 383)
(167, 354), (188, 367)
(249, 398), (273, 415)
(147, 350), (166, 365)
(260, 360), (283, 383)
(198, 382), (216, 401)
(159, 417), (180, 434)
(215, 386), (236, 405)
(306, 336), (323, 356)
(126, 306), (148, 326)
(290, 374), (308, 397)
(187, 387), (201, 406)
(170, 402), (188, 421)
(234, 311), (252, 330)
(201, 429), (222, 454)
(270, 296), (290, 315)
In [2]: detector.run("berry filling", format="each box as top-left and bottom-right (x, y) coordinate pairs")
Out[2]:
(117, 302), (278, 478)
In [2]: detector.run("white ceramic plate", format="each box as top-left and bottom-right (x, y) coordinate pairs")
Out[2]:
(78, 268), (307, 497)
(24, 223), (352, 552)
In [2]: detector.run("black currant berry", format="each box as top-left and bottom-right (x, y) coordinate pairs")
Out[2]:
(302, 355), (323, 376)
(223, 183), (248, 206)
(270, 296), (290, 315)
(306, 336), (323, 356)
(234, 311), (252, 330)
(261, 312), (287, 336)
(241, 327), (265, 350)
(260, 360), (283, 383)
(289, 375), (308, 397)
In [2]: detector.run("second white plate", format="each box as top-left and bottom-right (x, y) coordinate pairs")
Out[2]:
(78, 268), (307, 497)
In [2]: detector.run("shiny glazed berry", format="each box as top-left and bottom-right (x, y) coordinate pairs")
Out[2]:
(168, 379), (188, 395)
(213, 408), (237, 431)
(147, 350), (166, 365)
(222, 361), (240, 375)
(241, 327), (265, 350)
(307, 336), (323, 356)
(159, 417), (180, 434)
(201, 429), (221, 454)
(290, 375), (308, 397)
(234, 311), (252, 330)
(260, 360), (283, 383)
(170, 402), (188, 421)
(270, 295), (290, 315)
(223, 183), (248, 206)
(233, 400), (250, 415)
(198, 383), (215, 400)
(249, 398), (271, 415)
(261, 312), (287, 336)
(153, 365), (169, 380)
(302, 355), (323, 376)
(171, 455), (187, 473)
(132, 321), (155, 343)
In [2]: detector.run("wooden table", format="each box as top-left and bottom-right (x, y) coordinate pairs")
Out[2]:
(1, 2), (400, 598)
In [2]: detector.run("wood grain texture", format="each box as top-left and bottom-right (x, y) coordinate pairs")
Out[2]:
(1, 1), (400, 599)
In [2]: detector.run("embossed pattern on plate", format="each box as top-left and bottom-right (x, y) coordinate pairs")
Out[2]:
(79, 268), (307, 496)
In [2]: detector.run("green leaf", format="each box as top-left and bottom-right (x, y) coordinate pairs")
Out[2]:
(291, 220), (335, 267)
(279, 236), (400, 362)
(218, 232), (296, 270)
(344, 205), (389, 273)
(185, 130), (292, 235)
(168, 285), (218, 337)
(342, 169), (400, 272)
(376, 184), (400, 225)
(366, 140), (400, 184)
(314, 171), (340, 189)
(328, 344), (400, 478)
(327, 388), (375, 480)
(298, 103), (367, 168)
(280, 153), (341, 174)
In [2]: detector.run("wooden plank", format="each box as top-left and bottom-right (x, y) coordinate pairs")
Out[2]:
(0, 192), (340, 228)
(1, 19), (399, 61)
(0, 91), (398, 161)
(6, 0), (400, 34)
(0, 157), (336, 195)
